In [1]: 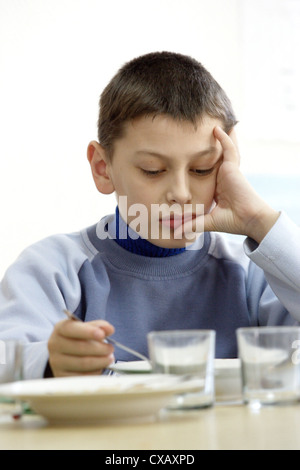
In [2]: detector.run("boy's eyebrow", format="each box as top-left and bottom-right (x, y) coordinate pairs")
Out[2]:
(134, 146), (219, 160)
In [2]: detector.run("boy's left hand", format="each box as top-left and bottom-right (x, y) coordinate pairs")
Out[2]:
(203, 126), (279, 243)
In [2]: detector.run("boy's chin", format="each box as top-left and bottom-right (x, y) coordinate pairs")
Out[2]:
(148, 234), (199, 249)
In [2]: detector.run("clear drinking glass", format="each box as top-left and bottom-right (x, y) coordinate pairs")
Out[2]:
(0, 340), (23, 420)
(237, 326), (300, 406)
(147, 330), (215, 409)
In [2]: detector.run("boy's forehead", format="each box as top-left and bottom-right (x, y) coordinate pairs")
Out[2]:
(128, 114), (217, 133)
(119, 114), (223, 155)
(123, 115), (222, 137)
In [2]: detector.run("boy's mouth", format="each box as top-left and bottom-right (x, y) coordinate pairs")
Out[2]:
(159, 214), (196, 230)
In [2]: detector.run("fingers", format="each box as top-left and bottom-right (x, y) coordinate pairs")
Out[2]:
(48, 319), (115, 377)
(49, 348), (115, 377)
(214, 126), (240, 166)
(228, 127), (239, 149)
(55, 318), (115, 341)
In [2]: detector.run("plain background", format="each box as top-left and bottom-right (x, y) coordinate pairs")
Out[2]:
(1, 0), (299, 278)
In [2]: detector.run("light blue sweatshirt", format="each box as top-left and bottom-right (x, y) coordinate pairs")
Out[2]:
(0, 211), (300, 379)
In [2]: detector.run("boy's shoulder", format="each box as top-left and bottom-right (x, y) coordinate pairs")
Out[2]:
(7, 227), (97, 276)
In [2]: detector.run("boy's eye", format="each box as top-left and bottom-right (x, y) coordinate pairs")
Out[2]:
(140, 167), (215, 177)
(191, 168), (214, 176)
(141, 169), (164, 176)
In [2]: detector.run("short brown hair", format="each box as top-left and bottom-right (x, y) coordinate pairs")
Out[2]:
(98, 51), (237, 157)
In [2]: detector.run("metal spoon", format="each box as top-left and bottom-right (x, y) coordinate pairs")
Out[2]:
(63, 309), (150, 362)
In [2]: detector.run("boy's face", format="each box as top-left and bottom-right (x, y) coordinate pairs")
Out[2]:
(106, 114), (223, 248)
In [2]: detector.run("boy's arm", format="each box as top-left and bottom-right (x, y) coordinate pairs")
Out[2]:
(205, 127), (300, 322)
(0, 235), (114, 379)
(203, 126), (280, 243)
(245, 211), (300, 320)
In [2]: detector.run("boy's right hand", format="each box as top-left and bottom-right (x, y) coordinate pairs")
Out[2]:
(48, 318), (115, 377)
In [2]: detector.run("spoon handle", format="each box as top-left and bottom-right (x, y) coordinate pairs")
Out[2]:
(105, 337), (149, 362)
(63, 309), (81, 321)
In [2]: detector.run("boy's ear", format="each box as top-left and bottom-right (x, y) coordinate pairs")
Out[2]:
(87, 141), (115, 194)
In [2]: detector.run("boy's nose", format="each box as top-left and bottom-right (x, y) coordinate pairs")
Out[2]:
(166, 173), (192, 204)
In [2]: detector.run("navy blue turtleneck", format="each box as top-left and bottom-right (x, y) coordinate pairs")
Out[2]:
(114, 206), (186, 257)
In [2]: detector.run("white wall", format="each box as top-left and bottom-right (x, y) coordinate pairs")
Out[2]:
(0, 0), (299, 277)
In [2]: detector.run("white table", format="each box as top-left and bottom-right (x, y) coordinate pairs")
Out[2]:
(1, 401), (300, 450)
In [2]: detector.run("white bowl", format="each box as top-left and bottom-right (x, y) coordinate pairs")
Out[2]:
(0, 374), (202, 424)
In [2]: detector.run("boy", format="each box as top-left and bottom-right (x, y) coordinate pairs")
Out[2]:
(0, 51), (300, 379)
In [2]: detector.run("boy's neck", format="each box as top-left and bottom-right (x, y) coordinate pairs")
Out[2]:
(114, 206), (186, 257)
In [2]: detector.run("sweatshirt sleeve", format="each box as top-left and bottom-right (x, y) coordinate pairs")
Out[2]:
(244, 212), (300, 323)
(0, 233), (88, 379)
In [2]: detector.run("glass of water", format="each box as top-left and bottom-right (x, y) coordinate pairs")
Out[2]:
(147, 330), (215, 409)
(0, 340), (24, 420)
(237, 326), (300, 406)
